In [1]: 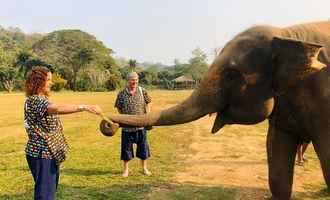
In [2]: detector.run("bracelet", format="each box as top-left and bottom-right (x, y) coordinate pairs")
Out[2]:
(78, 105), (86, 112)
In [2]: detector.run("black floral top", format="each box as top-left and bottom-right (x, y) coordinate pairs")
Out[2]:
(115, 87), (151, 131)
(115, 87), (151, 115)
(24, 95), (63, 159)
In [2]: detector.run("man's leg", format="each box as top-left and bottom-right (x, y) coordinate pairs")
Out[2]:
(141, 159), (151, 176)
(136, 129), (151, 176)
(122, 160), (129, 177)
(121, 131), (133, 177)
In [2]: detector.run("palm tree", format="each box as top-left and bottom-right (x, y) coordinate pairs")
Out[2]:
(128, 59), (137, 71)
(15, 51), (31, 77)
(15, 51), (54, 77)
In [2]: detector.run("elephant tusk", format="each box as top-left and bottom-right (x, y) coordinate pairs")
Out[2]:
(211, 113), (226, 134)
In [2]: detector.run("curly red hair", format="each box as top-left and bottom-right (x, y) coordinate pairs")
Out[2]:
(25, 66), (51, 96)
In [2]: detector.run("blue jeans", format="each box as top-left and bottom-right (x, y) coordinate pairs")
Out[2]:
(26, 155), (59, 200)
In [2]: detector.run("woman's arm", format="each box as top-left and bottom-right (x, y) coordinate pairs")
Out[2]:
(48, 104), (102, 115)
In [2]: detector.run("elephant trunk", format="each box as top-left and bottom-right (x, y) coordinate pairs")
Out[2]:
(100, 64), (222, 136)
(109, 90), (214, 127)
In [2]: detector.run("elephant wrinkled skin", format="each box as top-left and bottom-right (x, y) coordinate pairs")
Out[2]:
(101, 21), (330, 200)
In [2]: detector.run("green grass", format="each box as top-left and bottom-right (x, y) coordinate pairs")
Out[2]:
(1, 90), (328, 200)
(147, 184), (238, 200)
(0, 91), (238, 200)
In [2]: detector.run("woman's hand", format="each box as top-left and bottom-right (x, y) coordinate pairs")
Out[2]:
(82, 105), (102, 115)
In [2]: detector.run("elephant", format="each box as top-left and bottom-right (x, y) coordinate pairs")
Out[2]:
(101, 21), (330, 200)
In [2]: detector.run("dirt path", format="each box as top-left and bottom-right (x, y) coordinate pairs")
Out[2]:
(173, 116), (324, 199)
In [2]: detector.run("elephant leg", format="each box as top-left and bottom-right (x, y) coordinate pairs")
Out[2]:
(312, 132), (330, 188)
(267, 126), (298, 200)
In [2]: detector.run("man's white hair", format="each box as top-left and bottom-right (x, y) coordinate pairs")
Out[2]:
(127, 71), (139, 80)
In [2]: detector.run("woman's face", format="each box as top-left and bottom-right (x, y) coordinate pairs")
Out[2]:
(41, 72), (53, 95)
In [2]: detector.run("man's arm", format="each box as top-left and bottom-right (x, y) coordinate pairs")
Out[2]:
(141, 88), (152, 114)
(145, 103), (151, 113)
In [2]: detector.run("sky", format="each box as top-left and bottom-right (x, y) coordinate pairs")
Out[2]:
(0, 0), (329, 65)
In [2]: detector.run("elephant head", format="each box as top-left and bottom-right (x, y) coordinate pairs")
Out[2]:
(101, 23), (328, 136)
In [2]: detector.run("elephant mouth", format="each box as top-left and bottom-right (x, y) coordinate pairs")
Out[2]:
(211, 105), (229, 134)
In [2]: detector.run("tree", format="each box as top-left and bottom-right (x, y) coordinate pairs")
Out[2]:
(32, 30), (115, 90)
(105, 74), (121, 91)
(115, 57), (128, 68)
(0, 46), (17, 92)
(0, 67), (17, 92)
(158, 70), (171, 81)
(139, 70), (155, 85)
(71, 48), (94, 90)
(0, 45), (16, 68)
(0, 26), (40, 51)
(15, 50), (31, 75)
(104, 58), (122, 90)
(15, 50), (55, 77)
(128, 59), (137, 71)
(83, 67), (108, 91)
(173, 58), (186, 78)
(119, 66), (132, 80)
(187, 48), (208, 82)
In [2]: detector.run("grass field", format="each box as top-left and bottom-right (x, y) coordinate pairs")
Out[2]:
(0, 90), (238, 200)
(0, 90), (328, 200)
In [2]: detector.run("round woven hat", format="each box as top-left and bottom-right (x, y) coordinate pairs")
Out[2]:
(99, 120), (119, 137)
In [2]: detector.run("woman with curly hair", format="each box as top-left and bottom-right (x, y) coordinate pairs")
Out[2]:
(24, 66), (102, 200)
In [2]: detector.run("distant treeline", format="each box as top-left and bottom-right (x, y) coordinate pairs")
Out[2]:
(0, 26), (209, 92)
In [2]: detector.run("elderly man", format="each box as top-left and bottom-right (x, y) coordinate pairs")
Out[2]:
(115, 71), (152, 177)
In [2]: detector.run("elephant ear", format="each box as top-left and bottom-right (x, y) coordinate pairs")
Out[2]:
(271, 37), (326, 94)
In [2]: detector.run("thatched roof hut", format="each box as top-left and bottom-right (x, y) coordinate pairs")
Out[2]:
(171, 75), (196, 89)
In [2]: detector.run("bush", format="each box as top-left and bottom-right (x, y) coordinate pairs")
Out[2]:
(0, 67), (17, 92)
(14, 77), (25, 91)
(75, 78), (108, 92)
(75, 78), (89, 91)
(51, 73), (67, 91)
(94, 87), (107, 92)
(105, 75), (121, 91)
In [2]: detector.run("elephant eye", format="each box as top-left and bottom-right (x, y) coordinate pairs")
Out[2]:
(224, 68), (240, 82)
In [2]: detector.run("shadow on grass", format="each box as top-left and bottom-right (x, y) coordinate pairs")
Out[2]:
(0, 184), (151, 200)
(0, 183), (239, 200)
(14, 167), (122, 176)
(147, 183), (330, 200)
(179, 159), (266, 166)
(294, 187), (330, 200)
(146, 183), (241, 200)
(61, 168), (122, 176)
(0, 183), (328, 200)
